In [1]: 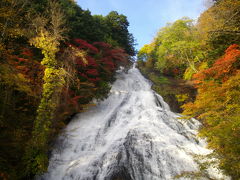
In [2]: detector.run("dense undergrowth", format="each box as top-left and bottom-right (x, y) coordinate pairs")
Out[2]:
(137, 0), (240, 178)
(0, 0), (135, 179)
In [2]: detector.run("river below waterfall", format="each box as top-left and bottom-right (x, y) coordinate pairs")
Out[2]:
(40, 65), (229, 180)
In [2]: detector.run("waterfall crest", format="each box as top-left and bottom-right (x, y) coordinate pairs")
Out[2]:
(41, 66), (228, 180)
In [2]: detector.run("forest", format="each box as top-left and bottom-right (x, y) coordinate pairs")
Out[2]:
(137, 0), (240, 178)
(0, 0), (135, 179)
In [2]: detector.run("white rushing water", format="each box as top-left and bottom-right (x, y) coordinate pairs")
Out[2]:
(41, 65), (229, 180)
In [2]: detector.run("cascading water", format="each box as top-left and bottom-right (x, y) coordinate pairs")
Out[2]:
(40, 65), (229, 180)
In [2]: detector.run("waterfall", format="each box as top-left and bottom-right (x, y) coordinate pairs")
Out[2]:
(40, 66), (229, 180)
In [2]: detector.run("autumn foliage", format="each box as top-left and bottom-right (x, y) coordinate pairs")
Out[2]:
(56, 39), (128, 120)
(183, 44), (240, 178)
(0, 0), (133, 178)
(137, 0), (240, 178)
(13, 49), (44, 96)
(193, 44), (240, 84)
(0, 37), (129, 178)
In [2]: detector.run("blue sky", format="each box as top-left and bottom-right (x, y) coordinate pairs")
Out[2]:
(76, 0), (206, 50)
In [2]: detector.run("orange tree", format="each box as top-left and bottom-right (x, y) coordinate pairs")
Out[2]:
(182, 44), (240, 178)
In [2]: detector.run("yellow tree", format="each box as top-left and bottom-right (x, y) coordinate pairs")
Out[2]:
(197, 0), (240, 57)
(25, 1), (67, 174)
(137, 43), (156, 70)
(198, 0), (240, 39)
